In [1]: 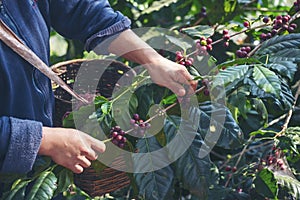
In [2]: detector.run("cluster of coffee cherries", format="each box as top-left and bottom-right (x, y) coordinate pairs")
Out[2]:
(222, 29), (230, 48)
(260, 15), (297, 40)
(175, 51), (194, 67)
(199, 6), (207, 18)
(110, 126), (127, 148)
(196, 37), (213, 54)
(258, 146), (286, 171)
(130, 114), (151, 137)
(294, 0), (300, 12)
(236, 46), (251, 58)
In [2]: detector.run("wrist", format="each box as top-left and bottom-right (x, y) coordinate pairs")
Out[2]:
(38, 127), (55, 157)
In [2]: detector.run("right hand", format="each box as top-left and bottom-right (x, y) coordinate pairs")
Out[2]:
(39, 127), (106, 173)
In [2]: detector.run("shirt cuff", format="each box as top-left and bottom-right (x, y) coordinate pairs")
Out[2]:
(1, 117), (43, 174)
(84, 15), (131, 53)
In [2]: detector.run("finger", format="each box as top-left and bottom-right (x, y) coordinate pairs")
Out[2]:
(168, 81), (187, 97)
(77, 155), (92, 168)
(73, 164), (84, 174)
(81, 147), (98, 161)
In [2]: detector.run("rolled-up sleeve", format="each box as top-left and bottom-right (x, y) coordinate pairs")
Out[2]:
(49, 0), (131, 52)
(0, 117), (42, 174)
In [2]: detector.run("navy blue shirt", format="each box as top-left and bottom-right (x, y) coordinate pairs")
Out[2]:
(0, 0), (130, 174)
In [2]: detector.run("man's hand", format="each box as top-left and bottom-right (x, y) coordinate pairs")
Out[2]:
(39, 127), (106, 173)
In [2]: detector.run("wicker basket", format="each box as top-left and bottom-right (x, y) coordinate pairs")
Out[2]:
(51, 59), (132, 197)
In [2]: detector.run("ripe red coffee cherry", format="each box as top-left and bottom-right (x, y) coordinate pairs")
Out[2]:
(232, 166), (237, 172)
(223, 29), (229, 35)
(243, 21), (250, 27)
(223, 34), (230, 41)
(225, 165), (232, 171)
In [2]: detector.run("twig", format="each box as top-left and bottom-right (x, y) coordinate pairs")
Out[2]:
(211, 23), (271, 46)
(278, 79), (300, 135)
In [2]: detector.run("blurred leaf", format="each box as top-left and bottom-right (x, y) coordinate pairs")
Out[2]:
(164, 107), (218, 198)
(254, 169), (278, 199)
(1, 179), (29, 200)
(140, 0), (179, 16)
(198, 101), (243, 149)
(53, 168), (73, 197)
(134, 137), (174, 200)
(224, 0), (237, 13)
(181, 25), (214, 38)
(165, 35), (192, 51)
(275, 173), (300, 200)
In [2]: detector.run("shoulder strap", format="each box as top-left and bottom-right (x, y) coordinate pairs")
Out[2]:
(0, 19), (88, 104)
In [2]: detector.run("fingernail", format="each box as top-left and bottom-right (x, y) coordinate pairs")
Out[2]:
(178, 89), (186, 96)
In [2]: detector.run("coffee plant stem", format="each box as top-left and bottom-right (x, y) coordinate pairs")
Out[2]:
(220, 140), (274, 170)
(278, 80), (300, 135)
(211, 23), (271, 46)
(244, 7), (288, 12)
(110, 75), (150, 104)
(102, 138), (113, 143)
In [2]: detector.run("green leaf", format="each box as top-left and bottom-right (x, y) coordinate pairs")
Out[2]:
(270, 49), (300, 63)
(161, 94), (177, 105)
(53, 167), (73, 197)
(256, 33), (300, 64)
(140, 0), (179, 16)
(212, 65), (249, 89)
(165, 35), (192, 51)
(224, 0), (237, 13)
(254, 168), (278, 199)
(1, 179), (30, 200)
(252, 65), (281, 97)
(32, 156), (52, 175)
(164, 107), (218, 198)
(112, 92), (138, 131)
(100, 102), (112, 114)
(134, 137), (174, 200)
(275, 173), (300, 199)
(217, 58), (260, 69)
(198, 101), (243, 149)
(25, 171), (57, 200)
(180, 25), (214, 38)
(266, 61), (298, 82)
(94, 95), (109, 109)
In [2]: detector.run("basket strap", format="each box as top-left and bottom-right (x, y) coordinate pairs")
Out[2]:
(0, 19), (88, 104)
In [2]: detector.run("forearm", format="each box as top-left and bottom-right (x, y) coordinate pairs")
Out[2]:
(108, 29), (164, 67)
(107, 29), (196, 96)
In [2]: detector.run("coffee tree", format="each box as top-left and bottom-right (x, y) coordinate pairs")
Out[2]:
(1, 0), (300, 199)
